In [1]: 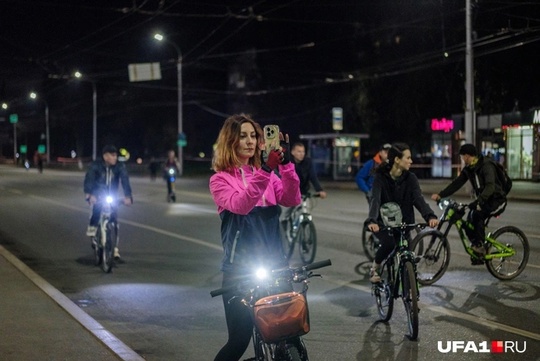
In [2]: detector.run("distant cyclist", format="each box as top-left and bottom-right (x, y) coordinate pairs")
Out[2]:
(163, 150), (180, 201)
(356, 143), (391, 204)
(84, 145), (133, 259)
(280, 142), (326, 228)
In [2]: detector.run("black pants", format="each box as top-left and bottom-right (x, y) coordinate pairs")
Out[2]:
(214, 272), (253, 361)
(466, 198), (506, 246)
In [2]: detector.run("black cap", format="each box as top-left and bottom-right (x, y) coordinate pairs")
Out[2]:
(102, 145), (117, 154)
(380, 143), (392, 151)
(459, 143), (477, 156)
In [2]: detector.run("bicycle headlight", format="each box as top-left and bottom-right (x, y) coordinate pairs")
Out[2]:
(168, 168), (175, 175)
(439, 198), (450, 210)
(255, 267), (269, 280)
(105, 195), (114, 204)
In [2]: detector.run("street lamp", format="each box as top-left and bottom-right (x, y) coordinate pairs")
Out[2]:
(154, 33), (183, 176)
(74, 71), (97, 160)
(29, 92), (50, 163)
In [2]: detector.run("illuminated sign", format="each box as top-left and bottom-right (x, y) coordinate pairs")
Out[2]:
(533, 109), (540, 124)
(431, 118), (454, 132)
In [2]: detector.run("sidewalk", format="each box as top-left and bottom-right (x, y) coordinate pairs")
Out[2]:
(0, 245), (144, 361)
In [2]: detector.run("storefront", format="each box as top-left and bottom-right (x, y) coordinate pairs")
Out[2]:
(428, 116), (464, 178)
(430, 110), (540, 181)
(502, 109), (539, 180)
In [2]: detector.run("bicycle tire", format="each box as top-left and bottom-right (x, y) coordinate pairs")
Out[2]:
(284, 338), (308, 361)
(410, 230), (450, 285)
(101, 222), (116, 273)
(252, 330), (271, 361)
(402, 260), (419, 340)
(485, 226), (529, 280)
(93, 226), (103, 266)
(281, 219), (295, 260)
(362, 230), (379, 262)
(374, 264), (394, 322)
(298, 221), (317, 265)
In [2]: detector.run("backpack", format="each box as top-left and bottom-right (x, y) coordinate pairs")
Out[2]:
(488, 159), (512, 195)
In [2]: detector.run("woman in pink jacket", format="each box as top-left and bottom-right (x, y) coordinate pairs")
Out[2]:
(210, 114), (301, 361)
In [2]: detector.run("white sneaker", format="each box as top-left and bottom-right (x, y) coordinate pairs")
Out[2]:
(86, 226), (97, 237)
(114, 247), (121, 260)
(369, 268), (381, 283)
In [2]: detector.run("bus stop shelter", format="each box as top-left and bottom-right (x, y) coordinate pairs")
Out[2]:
(299, 133), (369, 180)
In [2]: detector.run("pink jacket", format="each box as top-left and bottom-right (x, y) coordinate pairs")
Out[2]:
(210, 163), (301, 215)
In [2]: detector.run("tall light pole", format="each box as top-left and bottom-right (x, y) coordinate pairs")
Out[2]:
(29, 92), (50, 163)
(465, 0), (475, 144)
(154, 33), (183, 176)
(74, 71), (97, 160)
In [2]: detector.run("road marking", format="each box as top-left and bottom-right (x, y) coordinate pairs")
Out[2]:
(0, 245), (145, 361)
(321, 276), (540, 341)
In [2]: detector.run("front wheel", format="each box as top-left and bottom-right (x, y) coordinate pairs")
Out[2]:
(374, 264), (394, 322)
(101, 222), (117, 273)
(298, 221), (317, 265)
(277, 338), (308, 361)
(401, 261), (419, 340)
(410, 230), (450, 285)
(281, 218), (295, 261)
(485, 226), (529, 280)
(362, 229), (379, 262)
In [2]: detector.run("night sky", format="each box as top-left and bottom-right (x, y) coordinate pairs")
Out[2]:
(1, 0), (539, 160)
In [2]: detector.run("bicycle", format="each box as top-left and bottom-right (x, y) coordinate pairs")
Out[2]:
(91, 195), (120, 273)
(281, 193), (319, 265)
(410, 198), (529, 285)
(210, 259), (332, 361)
(371, 223), (425, 341)
(165, 166), (177, 202)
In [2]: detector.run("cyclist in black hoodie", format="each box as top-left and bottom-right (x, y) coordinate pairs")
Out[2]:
(365, 142), (439, 283)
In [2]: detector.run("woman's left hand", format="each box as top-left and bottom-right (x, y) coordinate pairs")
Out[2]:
(279, 132), (291, 165)
(428, 218), (439, 228)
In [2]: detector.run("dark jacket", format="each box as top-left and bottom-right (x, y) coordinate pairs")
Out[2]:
(84, 159), (132, 198)
(438, 155), (506, 207)
(366, 170), (437, 226)
(294, 157), (323, 195)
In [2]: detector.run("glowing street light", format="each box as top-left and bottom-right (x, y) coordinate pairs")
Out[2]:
(153, 32), (183, 176)
(74, 71), (98, 160)
(29, 92), (50, 163)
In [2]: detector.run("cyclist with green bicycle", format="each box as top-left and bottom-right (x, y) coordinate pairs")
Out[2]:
(366, 143), (439, 283)
(431, 144), (507, 260)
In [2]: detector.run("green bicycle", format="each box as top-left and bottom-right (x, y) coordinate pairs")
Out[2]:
(410, 198), (529, 285)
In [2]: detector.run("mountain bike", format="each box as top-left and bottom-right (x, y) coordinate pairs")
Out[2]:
(211, 259), (332, 361)
(281, 193), (320, 265)
(410, 198), (529, 285)
(371, 223), (425, 341)
(91, 195), (120, 273)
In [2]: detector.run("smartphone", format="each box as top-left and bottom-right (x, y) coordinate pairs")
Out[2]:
(263, 125), (280, 154)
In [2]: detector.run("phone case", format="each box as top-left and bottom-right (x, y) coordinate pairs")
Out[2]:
(263, 125), (280, 153)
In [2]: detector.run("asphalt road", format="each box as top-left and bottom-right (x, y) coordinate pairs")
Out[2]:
(1, 166), (539, 361)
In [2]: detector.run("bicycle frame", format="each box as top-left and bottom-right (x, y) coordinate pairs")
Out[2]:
(436, 199), (515, 260)
(380, 226), (420, 296)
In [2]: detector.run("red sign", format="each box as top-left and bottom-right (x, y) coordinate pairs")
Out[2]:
(431, 118), (454, 133)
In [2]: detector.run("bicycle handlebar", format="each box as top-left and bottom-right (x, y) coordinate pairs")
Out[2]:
(210, 259), (332, 298)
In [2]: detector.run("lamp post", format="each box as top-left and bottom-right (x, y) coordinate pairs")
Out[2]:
(154, 33), (183, 176)
(29, 92), (50, 163)
(74, 72), (97, 160)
